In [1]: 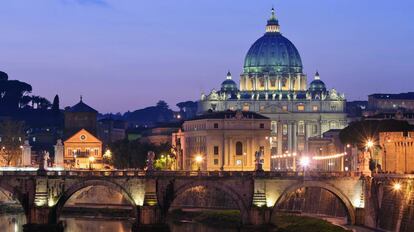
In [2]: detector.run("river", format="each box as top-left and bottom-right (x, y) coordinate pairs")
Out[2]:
(0, 213), (240, 232)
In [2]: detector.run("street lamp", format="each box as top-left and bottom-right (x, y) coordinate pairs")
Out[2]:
(194, 155), (203, 171)
(88, 156), (95, 170)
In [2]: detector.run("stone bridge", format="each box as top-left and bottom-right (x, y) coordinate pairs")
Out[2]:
(1, 170), (408, 231)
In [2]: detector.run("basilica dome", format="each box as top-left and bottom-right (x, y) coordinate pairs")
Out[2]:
(308, 72), (326, 92)
(221, 71), (238, 93)
(243, 9), (303, 74)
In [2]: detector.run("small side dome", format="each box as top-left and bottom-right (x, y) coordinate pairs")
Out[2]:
(308, 71), (327, 93)
(221, 71), (238, 93)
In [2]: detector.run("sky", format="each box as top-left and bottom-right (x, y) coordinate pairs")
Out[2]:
(0, 0), (413, 113)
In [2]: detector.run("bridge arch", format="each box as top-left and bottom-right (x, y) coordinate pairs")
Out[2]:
(0, 181), (28, 221)
(51, 179), (137, 223)
(166, 180), (250, 225)
(271, 181), (356, 225)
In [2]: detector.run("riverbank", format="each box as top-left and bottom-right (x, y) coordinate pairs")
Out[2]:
(272, 214), (352, 232)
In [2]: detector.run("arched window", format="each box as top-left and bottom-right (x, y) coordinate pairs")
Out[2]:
(236, 142), (243, 156)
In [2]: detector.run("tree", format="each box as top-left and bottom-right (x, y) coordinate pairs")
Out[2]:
(109, 140), (172, 169)
(339, 119), (413, 149)
(0, 77), (32, 111)
(0, 120), (25, 166)
(156, 100), (169, 109)
(52, 94), (60, 111)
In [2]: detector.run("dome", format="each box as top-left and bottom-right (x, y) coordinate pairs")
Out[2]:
(308, 72), (326, 92)
(243, 9), (303, 74)
(221, 71), (238, 92)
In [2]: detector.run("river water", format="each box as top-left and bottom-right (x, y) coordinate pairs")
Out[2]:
(0, 213), (239, 232)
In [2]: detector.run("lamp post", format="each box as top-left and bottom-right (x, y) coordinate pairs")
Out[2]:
(88, 156), (95, 170)
(194, 155), (203, 171)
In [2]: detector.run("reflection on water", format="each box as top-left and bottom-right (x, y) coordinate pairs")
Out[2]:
(61, 216), (133, 232)
(0, 213), (238, 232)
(0, 213), (25, 232)
(168, 221), (238, 232)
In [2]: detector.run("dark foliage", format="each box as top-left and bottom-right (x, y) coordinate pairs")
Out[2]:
(123, 100), (174, 126)
(110, 139), (171, 169)
(339, 119), (413, 149)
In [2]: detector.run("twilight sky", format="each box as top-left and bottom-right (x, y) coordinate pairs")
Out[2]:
(1, 0), (413, 113)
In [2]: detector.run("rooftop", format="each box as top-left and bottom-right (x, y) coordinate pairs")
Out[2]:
(190, 110), (269, 121)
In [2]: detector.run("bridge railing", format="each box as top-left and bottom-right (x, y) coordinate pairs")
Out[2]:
(0, 169), (362, 178)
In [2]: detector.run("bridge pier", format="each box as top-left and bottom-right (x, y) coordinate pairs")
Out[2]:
(249, 207), (271, 225)
(138, 205), (163, 224)
(23, 206), (63, 232)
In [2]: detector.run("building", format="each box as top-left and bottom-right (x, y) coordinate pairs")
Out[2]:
(305, 130), (358, 172)
(368, 92), (414, 112)
(64, 97), (98, 138)
(140, 122), (181, 145)
(63, 129), (103, 169)
(379, 131), (414, 174)
(97, 118), (127, 145)
(365, 111), (414, 125)
(172, 110), (271, 171)
(198, 9), (347, 170)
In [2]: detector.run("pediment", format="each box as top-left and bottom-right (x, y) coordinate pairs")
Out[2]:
(64, 129), (101, 144)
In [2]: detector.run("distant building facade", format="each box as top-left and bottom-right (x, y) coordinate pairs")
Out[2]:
(97, 118), (127, 145)
(64, 98), (98, 138)
(141, 123), (181, 145)
(63, 129), (103, 169)
(198, 9), (347, 170)
(172, 111), (271, 171)
(368, 92), (414, 112)
(379, 131), (414, 174)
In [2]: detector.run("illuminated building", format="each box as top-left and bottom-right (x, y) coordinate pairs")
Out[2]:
(63, 129), (103, 169)
(64, 97), (98, 138)
(172, 111), (271, 171)
(380, 131), (414, 174)
(198, 9), (347, 170)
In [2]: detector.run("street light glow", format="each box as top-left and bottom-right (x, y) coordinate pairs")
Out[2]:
(366, 139), (374, 149)
(88, 156), (95, 162)
(393, 182), (402, 191)
(194, 155), (203, 163)
(300, 156), (310, 167)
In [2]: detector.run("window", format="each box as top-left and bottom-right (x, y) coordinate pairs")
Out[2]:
(298, 121), (305, 135)
(260, 105), (265, 112)
(312, 125), (318, 134)
(243, 104), (250, 111)
(312, 106), (318, 111)
(297, 105), (305, 111)
(282, 106), (288, 111)
(329, 121), (338, 129)
(283, 124), (288, 135)
(214, 159), (219, 165)
(271, 121), (277, 134)
(213, 123), (219, 129)
(236, 142), (243, 155)
(214, 146), (219, 155)
(260, 123), (265, 129)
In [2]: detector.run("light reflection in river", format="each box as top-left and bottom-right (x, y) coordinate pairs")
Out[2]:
(1, 213), (239, 232)
(0, 213), (25, 232)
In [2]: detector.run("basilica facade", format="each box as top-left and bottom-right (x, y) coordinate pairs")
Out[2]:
(198, 9), (347, 171)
